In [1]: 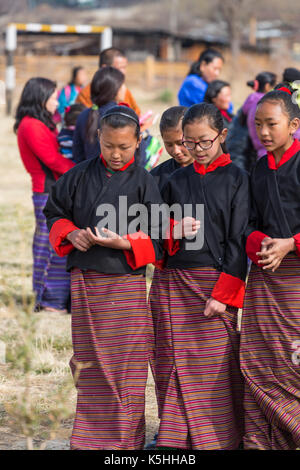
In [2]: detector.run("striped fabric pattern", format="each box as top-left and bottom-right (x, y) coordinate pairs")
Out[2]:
(149, 266), (244, 449)
(70, 268), (152, 450)
(32, 193), (70, 310)
(240, 253), (300, 450)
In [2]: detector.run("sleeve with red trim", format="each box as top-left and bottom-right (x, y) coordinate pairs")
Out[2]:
(122, 171), (165, 269)
(21, 118), (75, 175)
(293, 233), (300, 258)
(211, 272), (246, 309)
(123, 231), (156, 270)
(246, 230), (269, 265)
(212, 171), (250, 308)
(49, 218), (79, 257)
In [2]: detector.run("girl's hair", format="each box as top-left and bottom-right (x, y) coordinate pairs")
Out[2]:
(204, 80), (230, 104)
(159, 106), (187, 135)
(14, 77), (57, 133)
(282, 67), (300, 84)
(257, 83), (300, 120)
(100, 104), (140, 140)
(188, 48), (224, 77)
(182, 103), (228, 152)
(86, 66), (125, 143)
(69, 66), (84, 86)
(64, 103), (85, 127)
(247, 71), (277, 93)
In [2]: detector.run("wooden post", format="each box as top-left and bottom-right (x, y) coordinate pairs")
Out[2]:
(5, 24), (17, 115)
(145, 55), (155, 88)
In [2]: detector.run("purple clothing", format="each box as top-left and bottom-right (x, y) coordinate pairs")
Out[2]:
(242, 92), (266, 159)
(32, 193), (70, 310)
(294, 127), (300, 140)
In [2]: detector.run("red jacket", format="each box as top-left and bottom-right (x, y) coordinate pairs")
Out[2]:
(17, 116), (75, 193)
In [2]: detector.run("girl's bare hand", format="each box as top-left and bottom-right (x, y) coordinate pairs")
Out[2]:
(203, 297), (227, 318)
(66, 229), (95, 252)
(86, 227), (131, 250)
(256, 237), (296, 272)
(172, 217), (201, 240)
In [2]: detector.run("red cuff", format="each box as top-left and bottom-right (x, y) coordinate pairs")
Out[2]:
(293, 233), (300, 258)
(164, 219), (180, 256)
(123, 231), (156, 269)
(246, 230), (269, 265)
(211, 272), (246, 308)
(49, 218), (79, 257)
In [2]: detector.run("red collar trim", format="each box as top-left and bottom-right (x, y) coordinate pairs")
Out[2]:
(100, 154), (135, 172)
(267, 139), (300, 170)
(193, 153), (232, 175)
(219, 109), (232, 122)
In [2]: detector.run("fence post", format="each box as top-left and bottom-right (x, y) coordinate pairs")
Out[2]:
(5, 24), (17, 115)
(145, 55), (155, 88)
(101, 27), (113, 51)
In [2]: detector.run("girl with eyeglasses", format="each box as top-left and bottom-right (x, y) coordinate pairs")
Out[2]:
(151, 103), (250, 449)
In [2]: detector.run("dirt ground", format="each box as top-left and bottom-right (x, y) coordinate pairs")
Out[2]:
(0, 86), (169, 450)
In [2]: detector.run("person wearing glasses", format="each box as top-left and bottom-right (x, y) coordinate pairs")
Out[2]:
(150, 103), (250, 450)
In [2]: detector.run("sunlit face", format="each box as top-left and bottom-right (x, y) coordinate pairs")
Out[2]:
(255, 101), (299, 154)
(183, 118), (227, 168)
(200, 58), (223, 83)
(111, 56), (128, 76)
(74, 68), (88, 87)
(212, 86), (231, 111)
(45, 89), (58, 115)
(99, 124), (141, 171)
(162, 124), (194, 167)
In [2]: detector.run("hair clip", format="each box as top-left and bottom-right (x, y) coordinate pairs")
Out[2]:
(91, 104), (99, 110)
(278, 87), (292, 95)
(65, 106), (71, 113)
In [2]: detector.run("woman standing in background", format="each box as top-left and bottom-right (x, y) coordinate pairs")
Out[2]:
(14, 77), (74, 313)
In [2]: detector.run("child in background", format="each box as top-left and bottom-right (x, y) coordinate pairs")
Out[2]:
(242, 72), (277, 159)
(57, 104), (85, 162)
(150, 106), (193, 192)
(240, 85), (300, 450)
(204, 80), (234, 129)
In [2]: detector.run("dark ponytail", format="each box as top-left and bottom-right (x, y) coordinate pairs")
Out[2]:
(247, 71), (277, 93)
(86, 66), (125, 143)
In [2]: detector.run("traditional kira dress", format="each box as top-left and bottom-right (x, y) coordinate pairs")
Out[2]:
(149, 153), (250, 449)
(44, 155), (163, 450)
(240, 138), (300, 449)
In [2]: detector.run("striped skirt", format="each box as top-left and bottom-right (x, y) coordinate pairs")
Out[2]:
(149, 266), (244, 450)
(240, 253), (300, 450)
(32, 193), (70, 310)
(70, 268), (152, 450)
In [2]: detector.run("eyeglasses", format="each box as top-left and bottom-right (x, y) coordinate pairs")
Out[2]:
(182, 132), (221, 151)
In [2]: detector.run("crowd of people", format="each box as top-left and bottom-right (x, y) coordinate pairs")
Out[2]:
(13, 46), (300, 450)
